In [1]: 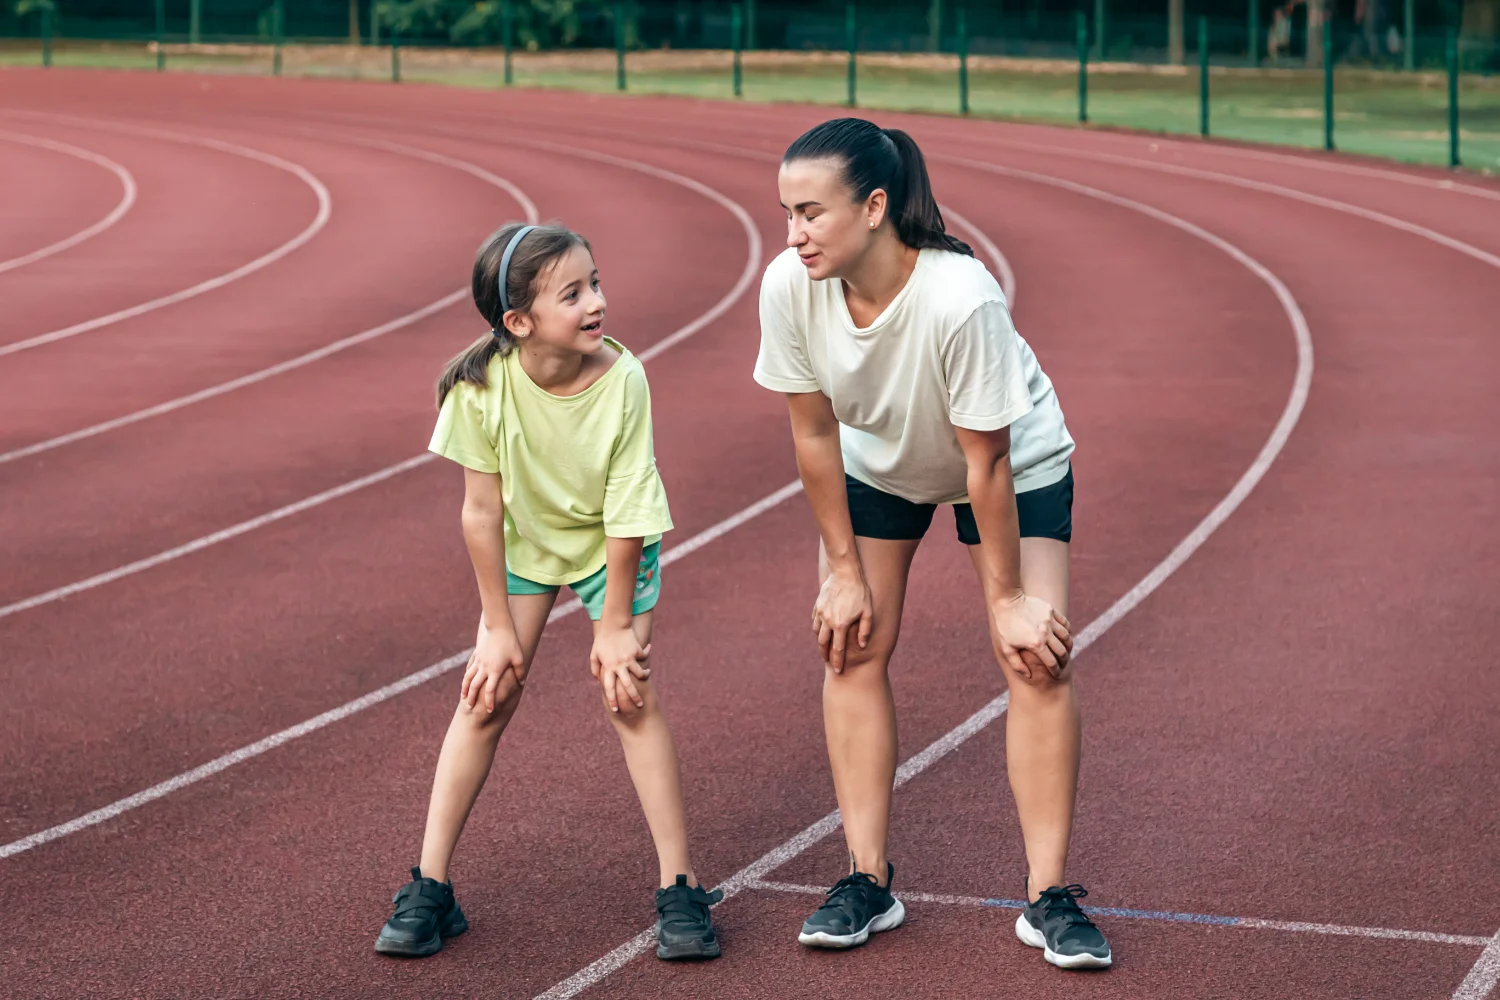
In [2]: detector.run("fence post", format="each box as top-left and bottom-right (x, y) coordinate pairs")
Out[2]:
(731, 3), (744, 98)
(1322, 15), (1333, 149)
(391, 21), (401, 83)
(1076, 9), (1088, 124)
(1447, 26), (1460, 167)
(190, 0), (201, 45)
(957, 6), (969, 115)
(615, 1), (627, 91)
(1403, 0), (1415, 71)
(1247, 0), (1259, 66)
(156, 0), (166, 71)
(41, 3), (53, 67)
(1199, 16), (1209, 136)
(503, 0), (513, 85)
(273, 0), (284, 76)
(846, 2), (857, 108)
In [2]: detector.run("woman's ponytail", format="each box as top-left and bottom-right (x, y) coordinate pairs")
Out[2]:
(881, 128), (974, 258)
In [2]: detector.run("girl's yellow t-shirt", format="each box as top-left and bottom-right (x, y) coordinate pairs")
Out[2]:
(428, 338), (673, 587)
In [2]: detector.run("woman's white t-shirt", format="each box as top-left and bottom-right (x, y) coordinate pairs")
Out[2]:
(754, 246), (1074, 505)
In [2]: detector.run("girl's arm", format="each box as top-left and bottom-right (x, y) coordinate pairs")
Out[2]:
(459, 466), (527, 712)
(787, 390), (873, 673)
(955, 426), (1071, 678)
(591, 535), (651, 713)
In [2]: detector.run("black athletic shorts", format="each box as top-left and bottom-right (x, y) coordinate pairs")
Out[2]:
(845, 466), (1073, 545)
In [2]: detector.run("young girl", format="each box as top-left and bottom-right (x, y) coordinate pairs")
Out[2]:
(375, 222), (722, 961)
(755, 118), (1110, 968)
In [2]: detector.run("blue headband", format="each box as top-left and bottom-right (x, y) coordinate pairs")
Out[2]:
(495, 224), (539, 321)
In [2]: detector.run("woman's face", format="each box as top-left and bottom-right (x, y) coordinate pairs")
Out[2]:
(778, 157), (887, 282)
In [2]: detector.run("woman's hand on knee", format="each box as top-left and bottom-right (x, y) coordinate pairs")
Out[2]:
(989, 592), (1072, 681)
(812, 564), (874, 673)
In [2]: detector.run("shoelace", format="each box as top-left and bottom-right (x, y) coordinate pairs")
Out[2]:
(816, 871), (881, 913)
(1036, 884), (1097, 930)
(657, 883), (723, 924)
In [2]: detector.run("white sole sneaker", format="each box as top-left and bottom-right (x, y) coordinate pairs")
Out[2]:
(1015, 913), (1113, 969)
(798, 898), (907, 949)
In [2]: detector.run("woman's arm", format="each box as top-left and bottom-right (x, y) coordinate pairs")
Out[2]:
(955, 426), (1071, 678)
(787, 391), (874, 672)
(459, 466), (527, 711)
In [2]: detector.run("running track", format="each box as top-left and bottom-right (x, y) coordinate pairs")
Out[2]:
(1, 69), (1497, 1000)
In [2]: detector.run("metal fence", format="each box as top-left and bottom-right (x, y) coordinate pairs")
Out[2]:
(4, 1), (1497, 172)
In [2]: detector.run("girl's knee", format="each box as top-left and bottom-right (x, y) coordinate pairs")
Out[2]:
(457, 685), (524, 727)
(602, 679), (659, 726)
(1002, 660), (1074, 697)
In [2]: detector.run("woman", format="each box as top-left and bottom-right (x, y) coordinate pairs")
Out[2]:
(753, 118), (1111, 969)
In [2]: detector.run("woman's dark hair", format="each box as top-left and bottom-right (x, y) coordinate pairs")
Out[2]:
(783, 117), (973, 258)
(436, 221), (592, 407)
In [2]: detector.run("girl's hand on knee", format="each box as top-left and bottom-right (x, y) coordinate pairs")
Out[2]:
(990, 593), (1071, 680)
(590, 626), (650, 713)
(462, 624), (526, 713)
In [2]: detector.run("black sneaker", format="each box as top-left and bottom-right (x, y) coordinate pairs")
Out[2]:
(374, 866), (470, 957)
(1015, 882), (1112, 969)
(797, 863), (906, 949)
(654, 875), (724, 960)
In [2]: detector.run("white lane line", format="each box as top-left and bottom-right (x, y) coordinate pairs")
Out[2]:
(534, 164), (1315, 1000)
(0, 478), (802, 860)
(0, 138), (539, 467)
(0, 113), (332, 357)
(0, 455), (435, 621)
(0, 131), (137, 274)
(1101, 131), (1500, 204)
(945, 206), (1016, 306)
(288, 123), (768, 363)
(0, 141), (765, 856)
(934, 141), (1500, 271)
(538, 102), (1500, 204)
(0, 135), (760, 617)
(750, 880), (1494, 948)
(1454, 931), (1500, 999)
(454, 108), (1500, 267)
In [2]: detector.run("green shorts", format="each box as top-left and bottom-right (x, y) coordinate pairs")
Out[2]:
(506, 542), (662, 621)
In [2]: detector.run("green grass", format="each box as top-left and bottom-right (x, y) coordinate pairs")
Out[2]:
(4, 41), (1496, 173)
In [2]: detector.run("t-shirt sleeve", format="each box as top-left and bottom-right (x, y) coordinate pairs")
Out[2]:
(604, 366), (674, 539)
(428, 381), (501, 474)
(943, 300), (1034, 433)
(752, 258), (821, 394)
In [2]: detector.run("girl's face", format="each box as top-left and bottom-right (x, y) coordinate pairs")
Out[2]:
(507, 244), (606, 354)
(778, 157), (888, 281)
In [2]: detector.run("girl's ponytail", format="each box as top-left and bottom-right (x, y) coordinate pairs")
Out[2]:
(435, 334), (508, 410)
(881, 128), (974, 258)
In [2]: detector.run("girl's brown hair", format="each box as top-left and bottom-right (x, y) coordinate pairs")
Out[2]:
(435, 221), (592, 408)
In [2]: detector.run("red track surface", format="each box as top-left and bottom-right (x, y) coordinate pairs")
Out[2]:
(2, 69), (1498, 1000)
